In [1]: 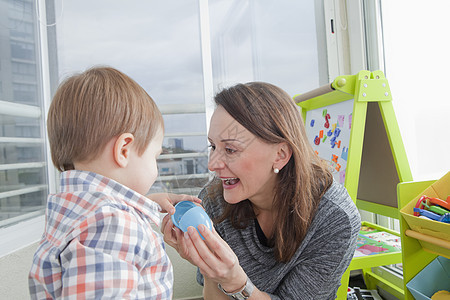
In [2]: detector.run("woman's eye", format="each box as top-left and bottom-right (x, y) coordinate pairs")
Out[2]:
(208, 144), (216, 151)
(225, 147), (236, 154)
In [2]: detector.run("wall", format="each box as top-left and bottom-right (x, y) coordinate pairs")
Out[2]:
(167, 243), (204, 299)
(0, 243), (37, 299)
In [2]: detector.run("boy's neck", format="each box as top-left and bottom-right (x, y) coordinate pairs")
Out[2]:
(73, 138), (122, 184)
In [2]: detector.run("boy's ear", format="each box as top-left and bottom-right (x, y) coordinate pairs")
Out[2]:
(274, 142), (292, 170)
(113, 133), (135, 168)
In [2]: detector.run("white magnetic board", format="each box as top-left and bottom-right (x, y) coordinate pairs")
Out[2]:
(304, 99), (354, 184)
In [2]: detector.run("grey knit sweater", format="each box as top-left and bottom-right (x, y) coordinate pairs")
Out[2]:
(196, 180), (361, 300)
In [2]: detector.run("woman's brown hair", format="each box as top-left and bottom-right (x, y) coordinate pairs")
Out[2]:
(212, 82), (333, 262)
(47, 66), (163, 172)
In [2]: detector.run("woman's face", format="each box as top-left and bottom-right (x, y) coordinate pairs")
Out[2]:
(208, 106), (280, 207)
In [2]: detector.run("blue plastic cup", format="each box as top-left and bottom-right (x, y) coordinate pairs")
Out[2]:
(171, 201), (212, 240)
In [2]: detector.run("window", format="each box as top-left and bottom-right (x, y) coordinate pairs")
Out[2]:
(379, 0), (450, 181)
(1, 0), (324, 244)
(0, 0), (56, 229)
(55, 0), (323, 197)
(209, 0), (321, 95)
(10, 40), (35, 61)
(9, 18), (35, 40)
(54, 0), (209, 196)
(357, 0), (449, 182)
(13, 83), (38, 105)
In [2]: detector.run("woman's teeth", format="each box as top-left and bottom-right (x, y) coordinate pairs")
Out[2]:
(223, 178), (240, 185)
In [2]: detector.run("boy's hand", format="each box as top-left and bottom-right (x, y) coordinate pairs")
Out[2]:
(147, 193), (201, 215)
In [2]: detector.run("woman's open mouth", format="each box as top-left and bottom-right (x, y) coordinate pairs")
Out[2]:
(222, 177), (240, 186)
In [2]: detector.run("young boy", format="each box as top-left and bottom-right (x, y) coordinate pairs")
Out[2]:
(29, 66), (173, 299)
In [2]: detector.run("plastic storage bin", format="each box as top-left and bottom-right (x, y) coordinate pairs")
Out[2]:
(406, 256), (450, 300)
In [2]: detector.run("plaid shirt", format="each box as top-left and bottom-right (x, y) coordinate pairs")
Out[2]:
(29, 171), (173, 299)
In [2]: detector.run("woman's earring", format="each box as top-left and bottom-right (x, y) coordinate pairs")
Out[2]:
(273, 168), (280, 174)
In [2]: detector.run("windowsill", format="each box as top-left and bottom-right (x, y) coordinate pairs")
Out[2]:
(0, 215), (45, 258)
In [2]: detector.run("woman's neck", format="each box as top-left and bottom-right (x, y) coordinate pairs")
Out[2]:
(253, 205), (275, 239)
(249, 187), (277, 238)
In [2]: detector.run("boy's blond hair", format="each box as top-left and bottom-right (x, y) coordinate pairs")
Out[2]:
(47, 66), (163, 172)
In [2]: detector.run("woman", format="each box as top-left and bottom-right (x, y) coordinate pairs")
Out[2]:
(162, 82), (361, 299)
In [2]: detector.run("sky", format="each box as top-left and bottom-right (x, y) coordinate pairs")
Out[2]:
(53, 0), (319, 151)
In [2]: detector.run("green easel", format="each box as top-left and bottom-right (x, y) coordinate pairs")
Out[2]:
(295, 70), (413, 300)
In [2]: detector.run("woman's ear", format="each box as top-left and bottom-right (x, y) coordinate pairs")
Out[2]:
(274, 142), (292, 170)
(113, 133), (135, 168)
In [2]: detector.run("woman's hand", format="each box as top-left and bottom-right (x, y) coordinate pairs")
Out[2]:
(183, 224), (248, 293)
(161, 217), (270, 300)
(161, 216), (247, 290)
(148, 193), (201, 215)
(161, 213), (198, 264)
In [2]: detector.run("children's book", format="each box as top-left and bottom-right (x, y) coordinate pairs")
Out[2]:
(354, 225), (401, 257)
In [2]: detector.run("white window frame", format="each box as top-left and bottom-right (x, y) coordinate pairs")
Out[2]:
(198, 0), (215, 135)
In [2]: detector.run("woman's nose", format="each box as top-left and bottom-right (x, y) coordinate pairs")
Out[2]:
(208, 150), (225, 171)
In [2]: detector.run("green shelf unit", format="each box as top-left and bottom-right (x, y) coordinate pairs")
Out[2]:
(398, 177), (450, 300)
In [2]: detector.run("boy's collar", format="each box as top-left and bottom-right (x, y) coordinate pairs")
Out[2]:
(60, 170), (161, 226)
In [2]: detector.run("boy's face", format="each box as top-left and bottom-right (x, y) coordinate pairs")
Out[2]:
(126, 126), (163, 196)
